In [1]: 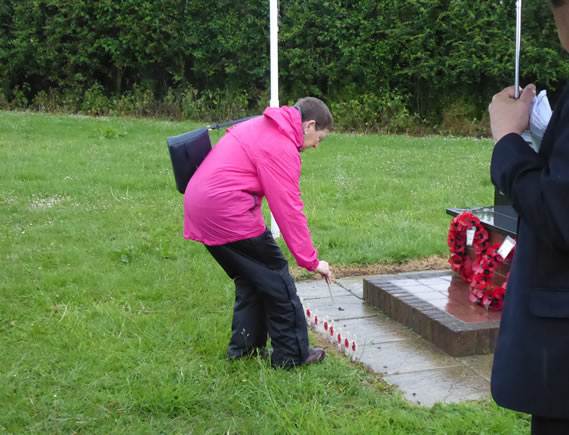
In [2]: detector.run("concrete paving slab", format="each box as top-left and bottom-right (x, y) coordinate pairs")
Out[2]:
(334, 276), (367, 298)
(360, 338), (460, 376)
(383, 366), (491, 407)
(334, 315), (419, 344)
(297, 281), (350, 300)
(295, 273), (495, 408)
(457, 354), (494, 382)
(302, 295), (378, 321)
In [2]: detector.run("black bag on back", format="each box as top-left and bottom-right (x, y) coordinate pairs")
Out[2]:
(167, 127), (211, 194)
(166, 116), (258, 194)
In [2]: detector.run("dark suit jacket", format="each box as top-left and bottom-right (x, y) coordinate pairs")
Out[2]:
(490, 84), (569, 418)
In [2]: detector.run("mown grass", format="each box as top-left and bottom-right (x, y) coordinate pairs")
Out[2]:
(0, 111), (528, 433)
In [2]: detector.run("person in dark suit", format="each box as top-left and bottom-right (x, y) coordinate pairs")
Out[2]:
(488, 1), (569, 433)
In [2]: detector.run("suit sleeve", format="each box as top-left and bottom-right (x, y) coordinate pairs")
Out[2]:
(256, 145), (319, 271)
(491, 102), (569, 252)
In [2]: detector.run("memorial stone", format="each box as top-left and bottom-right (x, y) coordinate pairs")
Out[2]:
(364, 192), (517, 357)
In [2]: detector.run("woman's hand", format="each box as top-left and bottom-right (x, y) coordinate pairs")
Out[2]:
(314, 260), (332, 284)
(489, 84), (536, 143)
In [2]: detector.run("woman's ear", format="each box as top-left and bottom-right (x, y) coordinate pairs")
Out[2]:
(304, 120), (316, 131)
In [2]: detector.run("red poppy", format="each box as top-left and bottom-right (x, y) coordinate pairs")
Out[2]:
(474, 241), (488, 256)
(459, 255), (474, 281)
(482, 286), (506, 311)
(456, 212), (474, 228)
(469, 286), (484, 303)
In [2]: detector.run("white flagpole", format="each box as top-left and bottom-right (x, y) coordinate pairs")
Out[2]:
(514, 0), (522, 99)
(269, 0), (281, 238)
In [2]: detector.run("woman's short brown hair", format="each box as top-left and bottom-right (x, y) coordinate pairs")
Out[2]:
(295, 97), (334, 131)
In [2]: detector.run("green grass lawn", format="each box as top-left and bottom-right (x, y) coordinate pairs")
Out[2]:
(0, 111), (528, 433)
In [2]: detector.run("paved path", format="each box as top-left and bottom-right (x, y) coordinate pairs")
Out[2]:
(296, 270), (493, 407)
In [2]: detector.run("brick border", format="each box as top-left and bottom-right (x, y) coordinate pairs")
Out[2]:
(363, 271), (500, 357)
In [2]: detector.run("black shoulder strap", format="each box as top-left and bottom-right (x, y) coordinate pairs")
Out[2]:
(207, 115), (259, 131)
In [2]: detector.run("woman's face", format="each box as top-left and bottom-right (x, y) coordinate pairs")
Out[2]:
(553, 2), (569, 52)
(301, 121), (329, 151)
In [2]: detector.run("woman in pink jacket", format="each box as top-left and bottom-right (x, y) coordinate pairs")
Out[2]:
(184, 97), (333, 368)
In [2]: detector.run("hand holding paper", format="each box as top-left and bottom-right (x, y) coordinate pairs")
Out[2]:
(489, 85), (536, 143)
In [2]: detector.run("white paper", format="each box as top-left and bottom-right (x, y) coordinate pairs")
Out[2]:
(525, 90), (553, 153)
(466, 229), (475, 247)
(497, 235), (517, 260)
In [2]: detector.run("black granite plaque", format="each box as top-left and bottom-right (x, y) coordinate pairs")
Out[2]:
(493, 189), (518, 235)
(446, 203), (517, 238)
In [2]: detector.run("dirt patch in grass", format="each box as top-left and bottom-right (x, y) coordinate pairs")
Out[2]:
(292, 255), (450, 281)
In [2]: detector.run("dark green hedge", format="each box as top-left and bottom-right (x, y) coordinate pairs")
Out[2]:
(1, 0), (568, 132)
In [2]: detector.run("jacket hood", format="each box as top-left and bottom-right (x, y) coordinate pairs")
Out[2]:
(263, 106), (303, 149)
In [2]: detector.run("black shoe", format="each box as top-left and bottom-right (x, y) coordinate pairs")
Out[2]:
(304, 347), (325, 365)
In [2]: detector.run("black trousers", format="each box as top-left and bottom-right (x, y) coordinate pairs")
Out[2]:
(206, 228), (309, 368)
(531, 416), (569, 435)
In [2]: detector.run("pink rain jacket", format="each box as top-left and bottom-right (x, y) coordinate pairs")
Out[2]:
(184, 106), (319, 271)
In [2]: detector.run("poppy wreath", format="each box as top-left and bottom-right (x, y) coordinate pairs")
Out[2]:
(469, 244), (515, 311)
(447, 212), (488, 282)
(447, 212), (515, 311)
